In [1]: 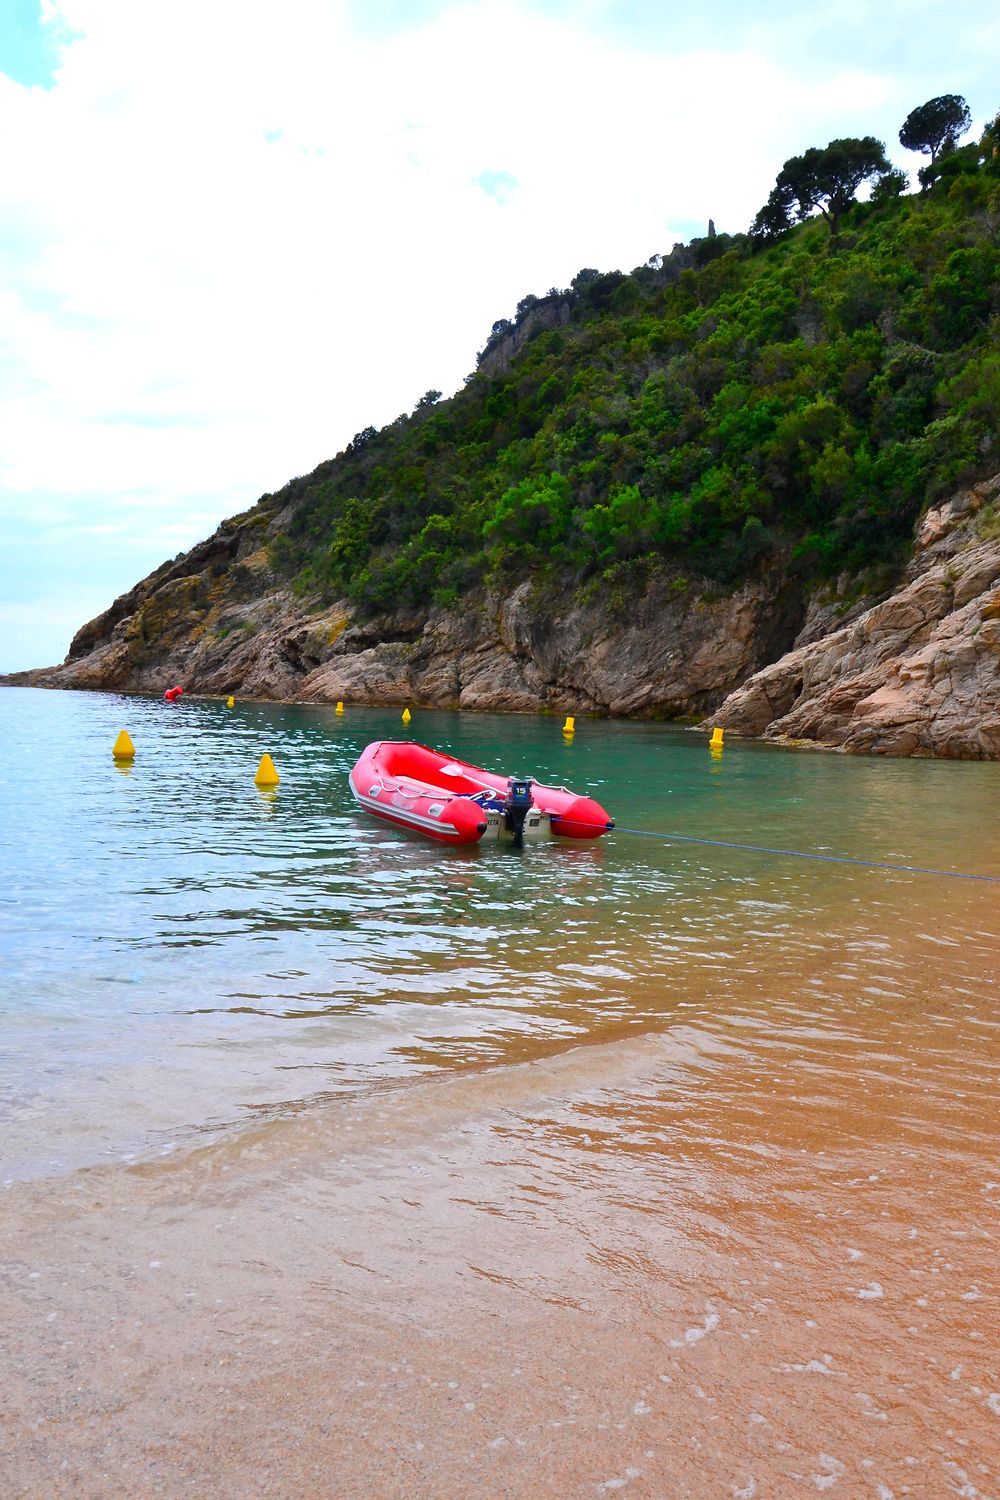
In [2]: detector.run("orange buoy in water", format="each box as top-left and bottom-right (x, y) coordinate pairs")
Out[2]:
(164, 685), (184, 702)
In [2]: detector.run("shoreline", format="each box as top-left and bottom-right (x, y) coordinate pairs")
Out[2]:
(3, 686), (998, 1495)
(4, 1000), (997, 1498)
(5, 471), (1000, 764)
(6, 679), (1000, 763)
(9, 862), (998, 1193)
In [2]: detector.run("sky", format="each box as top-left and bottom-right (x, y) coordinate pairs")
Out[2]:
(0, 0), (997, 671)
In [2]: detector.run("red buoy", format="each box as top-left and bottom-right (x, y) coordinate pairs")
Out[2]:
(164, 685), (184, 702)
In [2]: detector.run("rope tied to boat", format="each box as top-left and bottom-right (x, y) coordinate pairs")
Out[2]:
(555, 819), (1000, 883)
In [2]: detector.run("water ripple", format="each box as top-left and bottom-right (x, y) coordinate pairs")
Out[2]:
(1, 685), (998, 1178)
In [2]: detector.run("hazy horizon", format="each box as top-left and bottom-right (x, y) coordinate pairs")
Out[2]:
(1, 0), (997, 671)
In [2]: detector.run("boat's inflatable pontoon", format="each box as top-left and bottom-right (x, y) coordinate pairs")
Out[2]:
(349, 741), (614, 846)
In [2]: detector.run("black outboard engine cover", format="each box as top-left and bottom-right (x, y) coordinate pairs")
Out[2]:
(503, 777), (534, 848)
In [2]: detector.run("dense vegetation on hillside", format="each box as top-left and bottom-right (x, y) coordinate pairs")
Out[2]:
(270, 103), (1000, 613)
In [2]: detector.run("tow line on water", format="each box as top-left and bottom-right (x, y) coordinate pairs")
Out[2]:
(564, 822), (1000, 883)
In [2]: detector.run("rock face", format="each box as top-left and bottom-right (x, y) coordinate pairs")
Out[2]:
(6, 473), (1000, 761)
(2, 519), (806, 719)
(293, 573), (804, 718)
(706, 473), (1000, 758)
(476, 296), (573, 379)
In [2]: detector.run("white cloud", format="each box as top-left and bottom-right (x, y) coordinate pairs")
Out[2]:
(1, 0), (901, 668)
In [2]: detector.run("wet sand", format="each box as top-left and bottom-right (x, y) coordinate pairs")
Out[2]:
(4, 908), (999, 1500)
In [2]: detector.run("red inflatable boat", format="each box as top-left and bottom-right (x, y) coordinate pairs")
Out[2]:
(349, 741), (614, 846)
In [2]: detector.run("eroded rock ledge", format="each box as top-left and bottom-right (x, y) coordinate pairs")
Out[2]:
(2, 549), (806, 723)
(5, 474), (999, 760)
(706, 474), (1000, 759)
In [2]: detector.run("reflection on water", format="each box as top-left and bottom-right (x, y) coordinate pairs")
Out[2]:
(3, 952), (996, 1495)
(0, 684), (998, 1178)
(1, 685), (998, 1495)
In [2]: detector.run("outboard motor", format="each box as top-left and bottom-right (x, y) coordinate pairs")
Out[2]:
(503, 776), (534, 849)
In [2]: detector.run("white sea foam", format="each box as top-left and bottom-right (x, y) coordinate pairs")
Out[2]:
(598, 1467), (641, 1492)
(671, 1308), (720, 1347)
(778, 1359), (834, 1376)
(812, 1453), (845, 1490)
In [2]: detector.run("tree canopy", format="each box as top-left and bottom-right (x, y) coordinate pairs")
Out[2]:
(265, 99), (1000, 617)
(752, 137), (892, 241)
(899, 94), (972, 164)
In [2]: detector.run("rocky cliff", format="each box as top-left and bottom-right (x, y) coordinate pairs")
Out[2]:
(706, 472), (1000, 758)
(5, 473), (999, 759)
(2, 490), (805, 718)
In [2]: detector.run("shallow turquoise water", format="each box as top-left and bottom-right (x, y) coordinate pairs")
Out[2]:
(1, 685), (998, 1177)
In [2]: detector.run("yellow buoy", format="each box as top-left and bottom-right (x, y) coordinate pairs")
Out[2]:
(112, 730), (135, 760)
(226, 695), (235, 708)
(254, 753), (280, 786)
(562, 716), (575, 734)
(335, 701), (344, 715)
(402, 707), (412, 724)
(709, 726), (725, 749)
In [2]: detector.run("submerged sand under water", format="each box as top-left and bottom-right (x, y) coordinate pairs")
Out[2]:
(3, 892), (998, 1499)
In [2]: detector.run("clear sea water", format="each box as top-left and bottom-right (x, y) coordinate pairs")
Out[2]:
(1, 684), (998, 1181)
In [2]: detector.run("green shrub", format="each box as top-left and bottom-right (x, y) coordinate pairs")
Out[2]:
(261, 172), (999, 610)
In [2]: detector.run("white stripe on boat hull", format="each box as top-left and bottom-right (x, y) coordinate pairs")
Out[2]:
(349, 773), (552, 842)
(349, 776), (467, 837)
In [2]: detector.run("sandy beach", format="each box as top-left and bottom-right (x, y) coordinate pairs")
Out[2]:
(2, 694), (998, 1496)
(4, 989), (997, 1499)
(3, 1), (1000, 1487)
